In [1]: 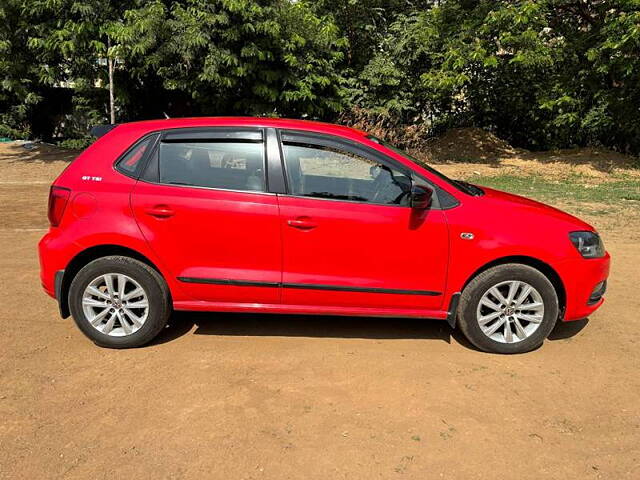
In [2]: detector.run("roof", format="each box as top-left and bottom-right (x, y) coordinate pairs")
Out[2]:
(115, 117), (369, 141)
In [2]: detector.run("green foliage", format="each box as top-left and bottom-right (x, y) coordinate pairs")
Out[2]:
(0, 0), (41, 137)
(1, 0), (639, 156)
(351, 0), (640, 154)
(57, 137), (93, 150)
(56, 91), (108, 139)
(0, 123), (29, 139)
(111, 0), (347, 117)
(466, 174), (640, 210)
(0, 0), (347, 138)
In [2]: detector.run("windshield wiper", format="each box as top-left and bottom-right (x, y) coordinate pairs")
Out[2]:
(454, 180), (484, 196)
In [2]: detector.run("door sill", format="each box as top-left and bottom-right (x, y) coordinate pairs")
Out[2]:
(173, 300), (448, 320)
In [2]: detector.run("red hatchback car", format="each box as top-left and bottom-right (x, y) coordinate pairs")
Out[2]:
(39, 117), (610, 353)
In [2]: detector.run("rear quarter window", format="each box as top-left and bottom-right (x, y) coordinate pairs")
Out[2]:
(115, 135), (158, 176)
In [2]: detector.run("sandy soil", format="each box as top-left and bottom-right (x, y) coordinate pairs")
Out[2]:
(1, 142), (639, 479)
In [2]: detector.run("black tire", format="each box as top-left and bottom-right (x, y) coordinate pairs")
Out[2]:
(68, 256), (171, 348)
(457, 264), (558, 354)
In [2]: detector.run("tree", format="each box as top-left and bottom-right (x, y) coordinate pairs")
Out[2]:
(350, 0), (640, 152)
(112, 0), (347, 118)
(1, 0), (639, 155)
(0, 0), (47, 138)
(1, 0), (348, 138)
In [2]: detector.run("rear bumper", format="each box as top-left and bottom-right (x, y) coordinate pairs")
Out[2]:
(39, 229), (62, 298)
(556, 252), (610, 321)
(39, 228), (75, 318)
(39, 231), (56, 298)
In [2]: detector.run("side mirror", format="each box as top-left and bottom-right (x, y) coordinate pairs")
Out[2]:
(410, 184), (433, 210)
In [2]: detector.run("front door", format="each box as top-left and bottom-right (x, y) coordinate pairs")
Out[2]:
(277, 131), (449, 311)
(131, 128), (281, 305)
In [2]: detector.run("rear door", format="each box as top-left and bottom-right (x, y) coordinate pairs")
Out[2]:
(130, 127), (282, 305)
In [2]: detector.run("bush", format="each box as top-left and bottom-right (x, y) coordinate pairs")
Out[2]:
(0, 123), (29, 140)
(57, 138), (93, 150)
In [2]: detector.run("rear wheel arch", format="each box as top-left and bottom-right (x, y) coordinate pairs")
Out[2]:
(59, 245), (168, 318)
(460, 255), (566, 319)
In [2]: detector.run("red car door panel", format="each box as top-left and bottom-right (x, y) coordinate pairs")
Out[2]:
(132, 183), (281, 304)
(131, 130), (282, 304)
(279, 196), (448, 309)
(276, 130), (449, 311)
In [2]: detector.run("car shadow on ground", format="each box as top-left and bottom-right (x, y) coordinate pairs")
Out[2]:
(548, 318), (589, 340)
(0, 143), (79, 164)
(152, 311), (454, 345)
(152, 311), (591, 351)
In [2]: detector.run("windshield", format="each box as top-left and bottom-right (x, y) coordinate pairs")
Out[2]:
(366, 135), (483, 196)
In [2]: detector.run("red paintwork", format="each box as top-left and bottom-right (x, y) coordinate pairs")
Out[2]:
(131, 182), (282, 305)
(278, 196), (448, 310)
(38, 117), (610, 323)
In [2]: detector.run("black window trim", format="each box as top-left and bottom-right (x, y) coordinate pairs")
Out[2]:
(161, 127), (263, 143)
(265, 127), (287, 194)
(134, 126), (275, 196)
(276, 129), (446, 210)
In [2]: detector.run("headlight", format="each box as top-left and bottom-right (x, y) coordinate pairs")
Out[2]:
(569, 231), (605, 258)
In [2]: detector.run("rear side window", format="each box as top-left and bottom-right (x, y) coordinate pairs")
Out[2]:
(116, 135), (157, 176)
(158, 141), (265, 192)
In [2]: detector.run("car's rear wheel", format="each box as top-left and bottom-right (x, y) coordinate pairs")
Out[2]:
(457, 264), (559, 354)
(68, 256), (171, 348)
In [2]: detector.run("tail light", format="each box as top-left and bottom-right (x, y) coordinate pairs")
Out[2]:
(48, 186), (71, 227)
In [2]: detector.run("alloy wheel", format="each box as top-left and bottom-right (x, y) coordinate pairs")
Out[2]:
(81, 273), (149, 336)
(476, 280), (545, 344)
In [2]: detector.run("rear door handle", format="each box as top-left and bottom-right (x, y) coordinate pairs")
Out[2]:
(287, 218), (317, 230)
(145, 205), (175, 218)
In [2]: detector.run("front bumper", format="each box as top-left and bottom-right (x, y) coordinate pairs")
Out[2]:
(587, 280), (607, 305)
(556, 252), (611, 321)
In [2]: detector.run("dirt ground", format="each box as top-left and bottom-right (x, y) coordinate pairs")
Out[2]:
(1, 141), (639, 479)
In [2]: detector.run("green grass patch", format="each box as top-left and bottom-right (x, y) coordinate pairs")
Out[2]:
(466, 174), (640, 209)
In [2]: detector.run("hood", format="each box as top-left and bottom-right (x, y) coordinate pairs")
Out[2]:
(479, 186), (594, 231)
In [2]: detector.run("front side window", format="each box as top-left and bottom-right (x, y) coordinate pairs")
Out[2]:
(282, 142), (411, 205)
(158, 141), (265, 192)
(367, 135), (483, 196)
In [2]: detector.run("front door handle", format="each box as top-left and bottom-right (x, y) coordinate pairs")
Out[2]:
(287, 218), (317, 230)
(145, 205), (175, 218)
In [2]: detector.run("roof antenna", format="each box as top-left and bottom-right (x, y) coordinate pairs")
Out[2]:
(163, 112), (170, 119)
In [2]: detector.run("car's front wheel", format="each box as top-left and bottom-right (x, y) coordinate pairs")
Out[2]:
(457, 264), (559, 354)
(68, 256), (171, 348)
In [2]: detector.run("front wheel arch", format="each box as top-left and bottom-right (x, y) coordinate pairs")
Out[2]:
(60, 245), (167, 318)
(459, 255), (566, 320)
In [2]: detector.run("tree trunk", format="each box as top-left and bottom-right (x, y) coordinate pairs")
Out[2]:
(107, 37), (115, 124)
